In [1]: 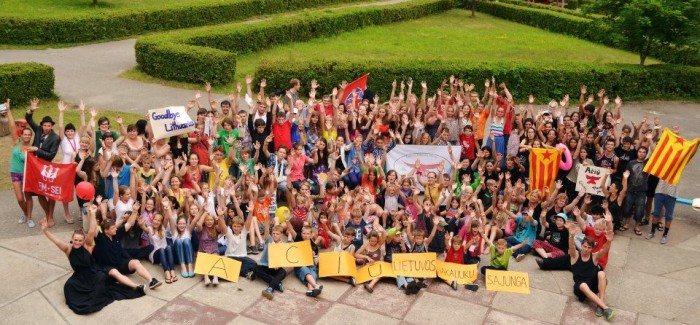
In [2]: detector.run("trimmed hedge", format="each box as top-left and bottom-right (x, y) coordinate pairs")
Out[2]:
(135, 0), (456, 85)
(255, 59), (700, 100)
(0, 0), (370, 45)
(471, 1), (700, 66)
(0, 63), (55, 106)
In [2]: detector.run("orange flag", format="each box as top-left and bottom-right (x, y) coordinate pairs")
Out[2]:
(643, 129), (699, 185)
(529, 148), (561, 193)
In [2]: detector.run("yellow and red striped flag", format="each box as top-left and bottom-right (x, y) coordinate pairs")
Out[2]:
(529, 148), (561, 193)
(643, 129), (699, 185)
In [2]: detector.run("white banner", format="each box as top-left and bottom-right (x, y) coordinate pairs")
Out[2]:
(575, 165), (610, 196)
(386, 145), (461, 190)
(149, 106), (195, 140)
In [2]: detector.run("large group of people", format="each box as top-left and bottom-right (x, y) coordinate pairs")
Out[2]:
(5, 75), (688, 320)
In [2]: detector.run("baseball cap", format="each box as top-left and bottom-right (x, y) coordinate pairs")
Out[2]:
(437, 217), (448, 227)
(555, 212), (568, 221)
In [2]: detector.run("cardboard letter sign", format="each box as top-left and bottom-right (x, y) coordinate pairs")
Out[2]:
(193, 252), (242, 282)
(319, 251), (357, 278)
(268, 241), (314, 268)
(485, 269), (530, 294)
(356, 262), (395, 284)
(391, 253), (437, 278)
(436, 260), (477, 284)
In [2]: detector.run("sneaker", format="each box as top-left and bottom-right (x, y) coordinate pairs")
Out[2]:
(135, 284), (146, 295)
(464, 284), (479, 292)
(262, 287), (274, 300)
(640, 219), (649, 226)
(349, 278), (356, 287)
(604, 308), (615, 321)
(246, 271), (257, 281)
(418, 280), (428, 288)
(247, 246), (254, 255)
(645, 232), (655, 240)
(212, 276), (219, 286)
(18, 216), (27, 224)
(515, 254), (525, 262)
(595, 306), (604, 317)
(276, 283), (284, 293)
(149, 278), (162, 289)
(257, 243), (264, 252)
(450, 281), (458, 291)
(27, 220), (36, 228)
(363, 283), (374, 294)
(406, 281), (420, 295)
(661, 236), (668, 244)
(536, 258), (544, 269)
(306, 289), (317, 297)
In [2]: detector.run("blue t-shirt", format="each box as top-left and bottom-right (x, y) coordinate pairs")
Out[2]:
(514, 215), (537, 246)
(105, 165), (131, 199)
(345, 219), (367, 250)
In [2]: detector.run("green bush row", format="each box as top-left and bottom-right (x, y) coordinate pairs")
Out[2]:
(0, 0), (370, 45)
(471, 0), (700, 66)
(135, 0), (456, 85)
(255, 59), (700, 100)
(483, 0), (599, 18)
(0, 63), (55, 106)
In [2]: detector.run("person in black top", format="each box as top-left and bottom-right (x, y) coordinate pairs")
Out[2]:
(567, 222), (615, 320)
(40, 203), (144, 314)
(25, 99), (61, 228)
(93, 202), (162, 290)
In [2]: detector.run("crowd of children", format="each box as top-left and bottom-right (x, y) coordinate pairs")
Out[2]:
(8, 75), (691, 321)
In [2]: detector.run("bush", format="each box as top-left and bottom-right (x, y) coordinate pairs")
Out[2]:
(471, 1), (700, 66)
(0, 0), (370, 45)
(255, 59), (700, 100)
(0, 63), (55, 106)
(136, 0), (456, 85)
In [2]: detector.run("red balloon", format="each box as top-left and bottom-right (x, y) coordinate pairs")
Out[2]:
(76, 181), (95, 201)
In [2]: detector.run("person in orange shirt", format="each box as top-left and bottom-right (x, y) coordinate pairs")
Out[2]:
(250, 192), (271, 254)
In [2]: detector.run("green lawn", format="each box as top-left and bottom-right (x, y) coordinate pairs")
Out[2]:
(125, 9), (658, 92)
(235, 9), (656, 79)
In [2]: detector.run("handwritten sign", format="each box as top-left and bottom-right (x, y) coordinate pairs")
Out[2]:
(149, 106), (195, 140)
(575, 165), (610, 196)
(436, 260), (477, 284)
(485, 269), (530, 294)
(268, 241), (314, 268)
(356, 262), (396, 284)
(193, 252), (242, 282)
(391, 253), (437, 278)
(319, 251), (358, 278)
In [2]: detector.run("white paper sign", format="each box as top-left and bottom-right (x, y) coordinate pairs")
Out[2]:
(575, 165), (610, 196)
(386, 145), (461, 190)
(149, 106), (195, 140)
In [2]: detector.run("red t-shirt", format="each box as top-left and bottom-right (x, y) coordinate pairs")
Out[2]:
(584, 226), (609, 268)
(445, 245), (465, 264)
(464, 232), (482, 257)
(189, 134), (210, 166)
(272, 121), (292, 151)
(459, 133), (476, 160)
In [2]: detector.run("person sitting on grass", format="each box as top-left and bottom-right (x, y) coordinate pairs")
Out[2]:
(566, 222), (615, 321)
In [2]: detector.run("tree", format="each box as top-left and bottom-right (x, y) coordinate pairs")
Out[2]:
(586, 0), (700, 65)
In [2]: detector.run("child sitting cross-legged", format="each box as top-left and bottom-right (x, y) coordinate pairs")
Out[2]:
(294, 225), (324, 297)
(223, 208), (267, 282)
(466, 229), (530, 291)
(257, 225), (288, 300)
(403, 217), (439, 294)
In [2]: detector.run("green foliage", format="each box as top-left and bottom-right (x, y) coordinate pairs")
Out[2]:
(0, 0), (370, 45)
(256, 59), (700, 100)
(471, 0), (700, 66)
(584, 0), (700, 65)
(135, 0), (456, 85)
(0, 63), (55, 106)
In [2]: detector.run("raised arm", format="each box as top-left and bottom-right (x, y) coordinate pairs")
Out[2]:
(41, 219), (71, 256)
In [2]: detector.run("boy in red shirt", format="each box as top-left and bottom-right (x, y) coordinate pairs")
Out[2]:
(271, 111), (292, 151)
(459, 125), (477, 161)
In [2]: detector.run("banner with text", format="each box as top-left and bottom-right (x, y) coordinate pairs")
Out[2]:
(149, 106), (195, 140)
(485, 269), (530, 294)
(575, 165), (611, 196)
(391, 253), (437, 278)
(436, 260), (477, 284)
(268, 241), (315, 268)
(193, 252), (242, 282)
(386, 145), (461, 191)
(319, 251), (358, 278)
(24, 154), (76, 202)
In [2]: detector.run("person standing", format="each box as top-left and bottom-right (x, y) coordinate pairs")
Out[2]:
(25, 98), (61, 227)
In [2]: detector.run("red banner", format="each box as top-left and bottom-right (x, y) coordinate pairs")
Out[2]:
(340, 73), (369, 108)
(24, 154), (77, 202)
(529, 148), (560, 193)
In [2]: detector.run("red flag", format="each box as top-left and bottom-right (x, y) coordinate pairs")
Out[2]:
(24, 154), (77, 202)
(340, 73), (369, 108)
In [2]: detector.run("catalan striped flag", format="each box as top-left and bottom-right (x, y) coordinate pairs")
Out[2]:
(643, 129), (699, 185)
(529, 148), (561, 193)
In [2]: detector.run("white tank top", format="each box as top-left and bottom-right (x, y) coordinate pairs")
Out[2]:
(60, 136), (78, 164)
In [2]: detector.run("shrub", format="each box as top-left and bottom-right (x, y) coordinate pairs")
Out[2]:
(255, 59), (700, 100)
(0, 63), (55, 106)
(135, 0), (456, 85)
(0, 0), (370, 45)
(470, 0), (700, 66)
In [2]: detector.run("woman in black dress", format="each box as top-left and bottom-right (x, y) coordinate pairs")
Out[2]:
(40, 204), (144, 315)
